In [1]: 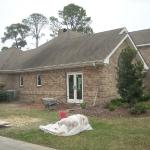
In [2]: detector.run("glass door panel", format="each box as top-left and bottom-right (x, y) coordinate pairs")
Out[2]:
(69, 75), (74, 99)
(76, 74), (82, 100)
(67, 73), (83, 103)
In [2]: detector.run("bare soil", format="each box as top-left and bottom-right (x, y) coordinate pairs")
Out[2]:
(14, 101), (150, 118)
(3, 116), (41, 127)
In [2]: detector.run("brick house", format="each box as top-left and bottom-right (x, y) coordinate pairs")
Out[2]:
(0, 28), (148, 105)
(131, 28), (150, 92)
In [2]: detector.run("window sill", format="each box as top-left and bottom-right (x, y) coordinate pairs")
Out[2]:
(37, 85), (42, 87)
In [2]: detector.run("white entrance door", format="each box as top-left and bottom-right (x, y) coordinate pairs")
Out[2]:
(67, 73), (83, 103)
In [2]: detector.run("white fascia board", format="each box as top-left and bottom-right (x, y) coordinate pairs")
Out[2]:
(104, 34), (149, 70)
(136, 43), (150, 47)
(104, 35), (128, 64)
(127, 34), (149, 70)
(0, 60), (104, 74)
(119, 27), (128, 35)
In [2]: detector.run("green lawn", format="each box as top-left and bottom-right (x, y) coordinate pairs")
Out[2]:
(0, 103), (150, 150)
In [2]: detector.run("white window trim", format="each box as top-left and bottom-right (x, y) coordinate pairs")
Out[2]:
(37, 74), (42, 87)
(19, 76), (23, 87)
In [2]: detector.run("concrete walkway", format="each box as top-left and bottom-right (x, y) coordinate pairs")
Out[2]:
(0, 136), (56, 150)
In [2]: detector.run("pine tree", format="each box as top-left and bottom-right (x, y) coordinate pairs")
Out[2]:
(117, 47), (144, 106)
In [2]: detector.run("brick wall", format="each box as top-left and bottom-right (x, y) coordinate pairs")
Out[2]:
(0, 40), (132, 105)
(0, 67), (103, 105)
(138, 46), (150, 92)
(96, 41), (129, 104)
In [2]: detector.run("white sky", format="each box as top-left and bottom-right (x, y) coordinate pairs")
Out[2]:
(0, 0), (150, 50)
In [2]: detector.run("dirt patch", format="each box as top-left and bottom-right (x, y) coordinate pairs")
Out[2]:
(8, 102), (150, 118)
(19, 102), (79, 111)
(2, 116), (41, 127)
(19, 103), (44, 110)
(71, 106), (130, 118)
(71, 105), (150, 118)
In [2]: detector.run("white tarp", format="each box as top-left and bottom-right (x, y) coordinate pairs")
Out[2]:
(39, 114), (93, 136)
(0, 120), (11, 127)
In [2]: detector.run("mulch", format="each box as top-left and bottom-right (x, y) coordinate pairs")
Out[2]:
(17, 102), (150, 118)
(71, 105), (131, 118)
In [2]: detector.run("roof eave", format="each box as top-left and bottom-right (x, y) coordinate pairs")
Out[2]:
(0, 60), (104, 74)
(136, 43), (150, 47)
(104, 34), (149, 70)
(104, 34), (128, 64)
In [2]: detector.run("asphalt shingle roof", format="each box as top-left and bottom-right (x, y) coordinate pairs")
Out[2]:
(0, 28), (126, 71)
(130, 28), (150, 45)
(130, 28), (150, 68)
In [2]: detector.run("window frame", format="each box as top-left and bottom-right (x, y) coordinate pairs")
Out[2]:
(19, 75), (24, 87)
(36, 74), (42, 87)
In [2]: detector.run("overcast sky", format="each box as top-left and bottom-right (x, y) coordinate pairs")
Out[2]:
(0, 0), (150, 49)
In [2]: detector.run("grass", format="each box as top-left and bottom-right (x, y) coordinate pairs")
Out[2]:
(0, 103), (150, 150)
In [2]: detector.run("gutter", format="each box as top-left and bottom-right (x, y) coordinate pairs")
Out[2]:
(0, 60), (104, 74)
(136, 43), (150, 47)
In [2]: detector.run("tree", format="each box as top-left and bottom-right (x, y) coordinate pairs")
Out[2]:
(1, 23), (30, 49)
(1, 46), (9, 51)
(117, 47), (144, 106)
(22, 13), (48, 48)
(49, 16), (62, 37)
(49, 3), (93, 37)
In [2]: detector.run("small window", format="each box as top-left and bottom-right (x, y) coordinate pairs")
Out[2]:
(20, 76), (24, 87)
(37, 75), (42, 86)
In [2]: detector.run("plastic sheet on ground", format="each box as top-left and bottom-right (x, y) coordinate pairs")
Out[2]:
(39, 114), (93, 136)
(0, 120), (11, 127)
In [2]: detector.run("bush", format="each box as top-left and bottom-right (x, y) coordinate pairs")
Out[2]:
(110, 98), (124, 106)
(80, 102), (86, 109)
(108, 104), (116, 111)
(0, 90), (8, 102)
(130, 103), (147, 115)
(139, 94), (150, 102)
(106, 98), (124, 111)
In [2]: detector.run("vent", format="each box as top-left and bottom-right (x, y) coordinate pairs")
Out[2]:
(58, 28), (68, 36)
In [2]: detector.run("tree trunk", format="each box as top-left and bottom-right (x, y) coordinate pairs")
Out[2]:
(36, 36), (38, 48)
(15, 37), (18, 48)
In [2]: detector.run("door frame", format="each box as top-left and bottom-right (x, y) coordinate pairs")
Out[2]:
(67, 72), (83, 103)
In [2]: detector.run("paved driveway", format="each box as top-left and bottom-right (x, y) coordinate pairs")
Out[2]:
(0, 136), (56, 150)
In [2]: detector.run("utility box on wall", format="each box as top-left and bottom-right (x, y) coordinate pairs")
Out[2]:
(6, 90), (18, 101)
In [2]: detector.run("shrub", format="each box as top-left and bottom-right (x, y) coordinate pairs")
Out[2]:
(130, 103), (147, 115)
(110, 98), (124, 106)
(80, 102), (86, 109)
(108, 104), (116, 111)
(139, 102), (150, 110)
(139, 94), (150, 102)
(106, 98), (124, 111)
(0, 90), (8, 102)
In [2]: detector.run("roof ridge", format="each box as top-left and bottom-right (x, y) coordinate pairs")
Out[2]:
(131, 28), (150, 33)
(94, 27), (125, 35)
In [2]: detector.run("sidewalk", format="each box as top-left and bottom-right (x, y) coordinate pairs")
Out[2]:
(0, 136), (56, 150)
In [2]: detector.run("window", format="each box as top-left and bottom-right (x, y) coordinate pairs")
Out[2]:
(20, 76), (24, 87)
(37, 75), (42, 86)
